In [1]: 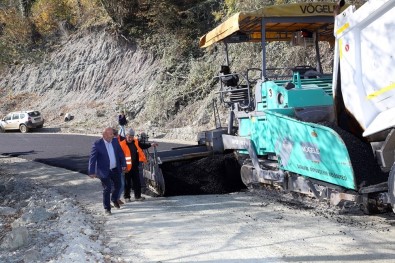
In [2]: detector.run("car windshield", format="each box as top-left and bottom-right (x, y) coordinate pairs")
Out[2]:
(28, 111), (40, 117)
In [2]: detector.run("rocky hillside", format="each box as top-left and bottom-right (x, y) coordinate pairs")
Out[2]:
(1, 30), (160, 133)
(0, 0), (349, 141)
(0, 0), (226, 140)
(0, 28), (225, 140)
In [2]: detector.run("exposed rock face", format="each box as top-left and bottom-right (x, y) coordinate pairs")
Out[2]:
(0, 29), (163, 135)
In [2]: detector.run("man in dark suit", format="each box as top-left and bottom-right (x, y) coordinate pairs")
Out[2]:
(88, 127), (126, 215)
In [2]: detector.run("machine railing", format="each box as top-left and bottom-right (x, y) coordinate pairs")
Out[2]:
(214, 72), (252, 110)
(214, 67), (262, 111)
(265, 66), (328, 80)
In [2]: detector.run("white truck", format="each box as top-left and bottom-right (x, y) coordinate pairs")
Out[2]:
(333, 0), (395, 212)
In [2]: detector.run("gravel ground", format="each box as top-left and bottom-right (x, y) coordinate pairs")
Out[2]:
(1, 156), (395, 263)
(0, 158), (113, 263)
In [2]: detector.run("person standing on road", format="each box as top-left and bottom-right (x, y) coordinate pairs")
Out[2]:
(112, 128), (125, 206)
(88, 127), (126, 215)
(118, 111), (128, 138)
(138, 132), (150, 191)
(119, 128), (158, 202)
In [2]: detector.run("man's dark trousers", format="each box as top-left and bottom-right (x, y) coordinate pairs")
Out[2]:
(100, 169), (121, 210)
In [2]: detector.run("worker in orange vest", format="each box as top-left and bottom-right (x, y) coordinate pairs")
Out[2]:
(119, 128), (158, 202)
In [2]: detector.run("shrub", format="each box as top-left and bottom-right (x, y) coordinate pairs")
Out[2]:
(31, 0), (76, 36)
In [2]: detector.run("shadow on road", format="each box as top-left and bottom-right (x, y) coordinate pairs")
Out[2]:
(35, 155), (89, 175)
(34, 127), (62, 133)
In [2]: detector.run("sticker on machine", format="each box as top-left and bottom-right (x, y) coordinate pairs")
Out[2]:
(275, 137), (294, 166)
(345, 44), (349, 52)
(301, 142), (321, 162)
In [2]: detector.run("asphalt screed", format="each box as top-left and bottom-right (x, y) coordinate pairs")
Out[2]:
(160, 152), (246, 196)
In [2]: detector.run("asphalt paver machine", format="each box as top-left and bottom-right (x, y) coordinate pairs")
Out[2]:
(144, 0), (395, 213)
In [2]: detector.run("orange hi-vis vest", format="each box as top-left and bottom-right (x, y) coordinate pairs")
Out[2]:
(120, 138), (147, 172)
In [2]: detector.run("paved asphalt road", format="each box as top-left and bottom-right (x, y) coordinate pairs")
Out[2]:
(0, 132), (188, 174)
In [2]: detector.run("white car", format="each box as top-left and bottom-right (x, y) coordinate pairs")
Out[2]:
(0, 110), (44, 133)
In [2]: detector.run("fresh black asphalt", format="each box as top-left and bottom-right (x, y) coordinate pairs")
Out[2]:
(0, 132), (187, 175)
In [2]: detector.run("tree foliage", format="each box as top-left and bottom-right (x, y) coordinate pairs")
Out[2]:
(0, 6), (32, 64)
(0, 0), (108, 65)
(31, 0), (75, 35)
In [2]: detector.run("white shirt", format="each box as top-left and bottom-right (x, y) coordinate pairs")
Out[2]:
(104, 140), (116, 170)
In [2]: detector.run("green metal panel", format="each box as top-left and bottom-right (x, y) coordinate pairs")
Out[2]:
(262, 81), (279, 109)
(239, 117), (251, 137)
(250, 116), (270, 155)
(265, 110), (356, 190)
(237, 117), (251, 155)
(263, 81), (333, 109)
(240, 110), (291, 155)
(238, 75), (355, 189)
(273, 77), (333, 96)
(256, 83), (268, 111)
(287, 88), (333, 107)
(237, 109), (356, 189)
(239, 115), (270, 155)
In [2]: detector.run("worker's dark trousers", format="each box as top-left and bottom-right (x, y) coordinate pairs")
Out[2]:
(124, 166), (141, 199)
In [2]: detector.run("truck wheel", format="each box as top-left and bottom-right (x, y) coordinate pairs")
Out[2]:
(19, 124), (28, 133)
(388, 163), (395, 213)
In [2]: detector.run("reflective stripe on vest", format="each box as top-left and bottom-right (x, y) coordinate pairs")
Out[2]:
(125, 156), (132, 166)
(120, 140), (132, 172)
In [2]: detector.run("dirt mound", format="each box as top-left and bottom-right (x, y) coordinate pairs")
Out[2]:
(160, 153), (246, 196)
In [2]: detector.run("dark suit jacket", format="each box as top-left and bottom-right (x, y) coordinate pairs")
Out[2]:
(88, 138), (126, 178)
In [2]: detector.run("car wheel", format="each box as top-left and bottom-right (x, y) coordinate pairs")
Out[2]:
(0, 126), (4, 133)
(20, 124), (28, 133)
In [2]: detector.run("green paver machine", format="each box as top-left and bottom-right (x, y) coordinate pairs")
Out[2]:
(196, 0), (395, 213)
(144, 0), (395, 213)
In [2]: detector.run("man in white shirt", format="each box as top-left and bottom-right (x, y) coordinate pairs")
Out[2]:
(88, 127), (126, 215)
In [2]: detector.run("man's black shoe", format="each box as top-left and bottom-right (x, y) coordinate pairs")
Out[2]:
(105, 209), (111, 215)
(113, 201), (120, 209)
